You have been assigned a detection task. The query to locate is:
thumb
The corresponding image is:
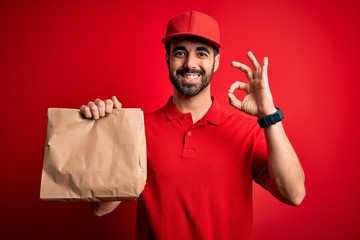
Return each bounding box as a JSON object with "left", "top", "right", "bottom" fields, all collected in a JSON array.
[{"left": 112, "top": 96, "right": 122, "bottom": 109}]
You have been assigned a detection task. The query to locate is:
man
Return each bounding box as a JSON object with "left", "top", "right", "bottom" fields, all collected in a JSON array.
[{"left": 81, "top": 10, "right": 305, "bottom": 240}]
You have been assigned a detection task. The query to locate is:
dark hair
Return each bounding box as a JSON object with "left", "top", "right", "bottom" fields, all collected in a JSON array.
[{"left": 165, "top": 36, "right": 219, "bottom": 56}]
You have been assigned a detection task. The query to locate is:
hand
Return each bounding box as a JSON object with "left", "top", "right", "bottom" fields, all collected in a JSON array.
[
  {"left": 80, "top": 96, "right": 122, "bottom": 119},
  {"left": 228, "top": 51, "right": 276, "bottom": 117}
]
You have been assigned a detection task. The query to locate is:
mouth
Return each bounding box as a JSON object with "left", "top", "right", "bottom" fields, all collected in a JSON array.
[
  {"left": 177, "top": 69, "right": 204, "bottom": 81},
  {"left": 181, "top": 73, "right": 201, "bottom": 80}
]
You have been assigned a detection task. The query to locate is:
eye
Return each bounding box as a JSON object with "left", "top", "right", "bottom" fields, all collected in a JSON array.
[
  {"left": 174, "top": 51, "right": 186, "bottom": 57},
  {"left": 197, "top": 52, "right": 209, "bottom": 57}
]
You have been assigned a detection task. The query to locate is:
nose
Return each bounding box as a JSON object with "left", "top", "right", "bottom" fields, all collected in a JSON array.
[{"left": 183, "top": 54, "right": 198, "bottom": 69}]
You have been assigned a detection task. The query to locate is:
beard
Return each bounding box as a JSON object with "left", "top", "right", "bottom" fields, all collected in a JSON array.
[{"left": 168, "top": 64, "right": 215, "bottom": 97}]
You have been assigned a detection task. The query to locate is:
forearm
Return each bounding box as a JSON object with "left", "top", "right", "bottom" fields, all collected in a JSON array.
[
  {"left": 88, "top": 201, "right": 121, "bottom": 216},
  {"left": 264, "top": 122, "right": 306, "bottom": 205}
]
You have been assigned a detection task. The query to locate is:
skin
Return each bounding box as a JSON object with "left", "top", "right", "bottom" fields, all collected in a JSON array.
[{"left": 82, "top": 38, "right": 305, "bottom": 216}]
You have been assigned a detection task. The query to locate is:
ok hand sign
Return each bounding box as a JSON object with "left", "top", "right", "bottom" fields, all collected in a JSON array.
[{"left": 228, "top": 51, "right": 276, "bottom": 117}]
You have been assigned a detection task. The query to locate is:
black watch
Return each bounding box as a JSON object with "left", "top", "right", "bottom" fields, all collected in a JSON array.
[{"left": 257, "top": 107, "right": 284, "bottom": 128}]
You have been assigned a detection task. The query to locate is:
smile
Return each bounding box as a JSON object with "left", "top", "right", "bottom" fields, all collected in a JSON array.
[
  {"left": 177, "top": 69, "right": 204, "bottom": 81},
  {"left": 181, "top": 73, "right": 201, "bottom": 80}
]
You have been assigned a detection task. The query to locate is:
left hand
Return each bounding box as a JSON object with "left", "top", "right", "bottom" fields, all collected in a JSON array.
[{"left": 228, "top": 51, "right": 276, "bottom": 117}]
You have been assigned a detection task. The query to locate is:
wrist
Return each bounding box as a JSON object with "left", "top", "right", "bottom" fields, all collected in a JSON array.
[
  {"left": 257, "top": 107, "right": 284, "bottom": 128},
  {"left": 257, "top": 103, "right": 277, "bottom": 117}
]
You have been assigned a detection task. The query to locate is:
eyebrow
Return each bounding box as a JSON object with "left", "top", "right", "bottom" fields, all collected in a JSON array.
[
  {"left": 172, "top": 46, "right": 211, "bottom": 54},
  {"left": 196, "top": 46, "right": 210, "bottom": 54},
  {"left": 172, "top": 46, "right": 187, "bottom": 54}
]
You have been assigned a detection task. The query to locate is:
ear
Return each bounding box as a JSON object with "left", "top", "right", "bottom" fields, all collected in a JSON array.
[{"left": 213, "top": 54, "right": 220, "bottom": 72}]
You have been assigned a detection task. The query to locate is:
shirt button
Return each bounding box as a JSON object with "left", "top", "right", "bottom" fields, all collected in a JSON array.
[{"left": 187, "top": 131, "right": 192, "bottom": 136}]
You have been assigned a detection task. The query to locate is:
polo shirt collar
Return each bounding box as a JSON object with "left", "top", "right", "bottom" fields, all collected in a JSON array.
[{"left": 164, "top": 96, "right": 221, "bottom": 125}]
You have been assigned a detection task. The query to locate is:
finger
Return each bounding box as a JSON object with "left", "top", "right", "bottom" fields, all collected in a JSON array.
[
  {"left": 228, "top": 92, "right": 242, "bottom": 110},
  {"left": 261, "top": 56, "right": 268, "bottom": 79},
  {"left": 94, "top": 99, "right": 106, "bottom": 117},
  {"left": 231, "top": 61, "right": 253, "bottom": 79},
  {"left": 228, "top": 81, "right": 247, "bottom": 93},
  {"left": 112, "top": 96, "right": 122, "bottom": 109},
  {"left": 104, "top": 99, "right": 114, "bottom": 115},
  {"left": 247, "top": 51, "right": 261, "bottom": 74},
  {"left": 88, "top": 101, "right": 100, "bottom": 120},
  {"left": 80, "top": 105, "right": 92, "bottom": 119}
]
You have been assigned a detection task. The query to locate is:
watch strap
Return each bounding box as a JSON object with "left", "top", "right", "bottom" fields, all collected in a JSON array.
[{"left": 257, "top": 107, "right": 284, "bottom": 128}]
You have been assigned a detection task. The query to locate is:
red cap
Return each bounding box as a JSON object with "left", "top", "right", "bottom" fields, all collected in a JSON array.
[{"left": 162, "top": 10, "right": 221, "bottom": 48}]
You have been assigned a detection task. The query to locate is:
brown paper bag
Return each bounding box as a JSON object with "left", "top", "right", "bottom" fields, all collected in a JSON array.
[{"left": 40, "top": 108, "right": 147, "bottom": 201}]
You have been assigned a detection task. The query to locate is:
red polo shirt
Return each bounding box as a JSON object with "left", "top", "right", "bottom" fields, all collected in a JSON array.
[{"left": 136, "top": 97, "right": 269, "bottom": 240}]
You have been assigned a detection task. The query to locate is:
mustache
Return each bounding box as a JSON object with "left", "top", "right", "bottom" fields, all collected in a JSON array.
[{"left": 176, "top": 68, "right": 205, "bottom": 75}]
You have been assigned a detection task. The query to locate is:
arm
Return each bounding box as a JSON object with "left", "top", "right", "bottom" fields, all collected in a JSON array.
[
  {"left": 263, "top": 121, "right": 305, "bottom": 205},
  {"left": 228, "top": 51, "right": 305, "bottom": 205},
  {"left": 80, "top": 96, "right": 123, "bottom": 215},
  {"left": 89, "top": 201, "right": 121, "bottom": 217}
]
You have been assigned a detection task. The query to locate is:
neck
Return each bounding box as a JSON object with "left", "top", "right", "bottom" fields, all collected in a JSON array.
[{"left": 172, "top": 85, "right": 212, "bottom": 123}]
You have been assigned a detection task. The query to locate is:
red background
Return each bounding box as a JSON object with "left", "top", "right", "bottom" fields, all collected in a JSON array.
[{"left": 1, "top": 0, "right": 359, "bottom": 239}]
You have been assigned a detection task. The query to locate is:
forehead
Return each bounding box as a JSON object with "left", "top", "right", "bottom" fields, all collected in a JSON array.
[{"left": 170, "top": 36, "right": 214, "bottom": 52}]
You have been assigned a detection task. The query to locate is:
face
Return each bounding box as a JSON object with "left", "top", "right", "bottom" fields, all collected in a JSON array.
[{"left": 167, "top": 37, "right": 220, "bottom": 97}]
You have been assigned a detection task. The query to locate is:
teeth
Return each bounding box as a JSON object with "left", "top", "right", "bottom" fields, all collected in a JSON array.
[{"left": 183, "top": 74, "right": 199, "bottom": 80}]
